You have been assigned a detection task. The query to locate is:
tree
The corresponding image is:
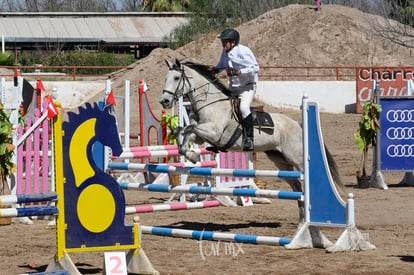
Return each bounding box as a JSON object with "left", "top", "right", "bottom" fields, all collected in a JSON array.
[
  {"left": 121, "top": 0, "right": 143, "bottom": 11},
  {"left": 25, "top": 0, "right": 39, "bottom": 11},
  {"left": 0, "top": 0, "right": 119, "bottom": 12},
  {"left": 1, "top": 0, "right": 26, "bottom": 11},
  {"left": 141, "top": 0, "right": 191, "bottom": 12},
  {"left": 366, "top": 1, "right": 414, "bottom": 49},
  {"left": 42, "top": 0, "right": 66, "bottom": 12}
]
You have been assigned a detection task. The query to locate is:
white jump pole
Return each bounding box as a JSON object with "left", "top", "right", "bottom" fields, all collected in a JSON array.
[{"left": 124, "top": 80, "right": 130, "bottom": 152}]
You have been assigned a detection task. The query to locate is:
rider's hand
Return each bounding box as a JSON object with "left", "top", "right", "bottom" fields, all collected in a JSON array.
[
  {"left": 210, "top": 66, "right": 220, "bottom": 74},
  {"left": 226, "top": 68, "right": 240, "bottom": 77}
]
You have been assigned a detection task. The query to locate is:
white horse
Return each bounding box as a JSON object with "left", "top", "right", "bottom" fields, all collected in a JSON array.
[{"left": 159, "top": 59, "right": 343, "bottom": 220}]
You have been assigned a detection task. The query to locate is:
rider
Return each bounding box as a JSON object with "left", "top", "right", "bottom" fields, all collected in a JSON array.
[{"left": 211, "top": 28, "right": 259, "bottom": 151}]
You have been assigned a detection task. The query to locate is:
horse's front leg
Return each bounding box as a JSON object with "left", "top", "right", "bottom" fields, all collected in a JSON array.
[
  {"left": 177, "top": 125, "right": 202, "bottom": 163},
  {"left": 173, "top": 126, "right": 198, "bottom": 155},
  {"left": 172, "top": 126, "right": 184, "bottom": 152},
  {"left": 179, "top": 123, "right": 220, "bottom": 163}
]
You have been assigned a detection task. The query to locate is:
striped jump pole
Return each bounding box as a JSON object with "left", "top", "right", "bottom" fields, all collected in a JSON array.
[
  {"left": 0, "top": 192, "right": 58, "bottom": 218},
  {"left": 141, "top": 226, "right": 291, "bottom": 246},
  {"left": 0, "top": 192, "right": 57, "bottom": 206},
  {"left": 119, "top": 183, "right": 302, "bottom": 200},
  {"left": 109, "top": 162, "right": 302, "bottom": 180},
  {"left": 116, "top": 147, "right": 213, "bottom": 160},
  {"left": 112, "top": 160, "right": 218, "bottom": 168},
  {"left": 0, "top": 206, "right": 58, "bottom": 218},
  {"left": 127, "top": 144, "right": 178, "bottom": 151},
  {"left": 125, "top": 200, "right": 220, "bottom": 214}
]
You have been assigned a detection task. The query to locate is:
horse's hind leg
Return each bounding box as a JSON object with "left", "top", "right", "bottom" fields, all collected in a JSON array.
[{"left": 264, "top": 151, "right": 305, "bottom": 224}]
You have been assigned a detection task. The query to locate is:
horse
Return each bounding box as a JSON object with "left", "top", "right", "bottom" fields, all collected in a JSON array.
[{"left": 159, "top": 59, "right": 343, "bottom": 222}]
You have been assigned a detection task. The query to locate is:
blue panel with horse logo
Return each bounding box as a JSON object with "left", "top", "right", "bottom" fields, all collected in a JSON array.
[{"left": 62, "top": 103, "right": 134, "bottom": 248}]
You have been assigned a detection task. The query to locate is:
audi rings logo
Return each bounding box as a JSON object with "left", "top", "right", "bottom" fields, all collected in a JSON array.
[
  {"left": 387, "top": 144, "right": 414, "bottom": 158},
  {"left": 386, "top": 110, "right": 414, "bottom": 122},
  {"left": 386, "top": 127, "right": 414, "bottom": 140}
]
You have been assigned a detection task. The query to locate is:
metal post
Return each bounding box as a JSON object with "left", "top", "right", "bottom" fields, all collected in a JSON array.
[
  {"left": 302, "top": 94, "right": 310, "bottom": 223},
  {"left": 370, "top": 80, "right": 388, "bottom": 189}
]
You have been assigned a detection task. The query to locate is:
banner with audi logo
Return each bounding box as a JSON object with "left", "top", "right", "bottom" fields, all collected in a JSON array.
[{"left": 379, "top": 97, "right": 414, "bottom": 171}]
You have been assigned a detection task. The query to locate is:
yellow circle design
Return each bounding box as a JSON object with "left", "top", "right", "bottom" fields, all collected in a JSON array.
[{"left": 77, "top": 184, "right": 116, "bottom": 233}]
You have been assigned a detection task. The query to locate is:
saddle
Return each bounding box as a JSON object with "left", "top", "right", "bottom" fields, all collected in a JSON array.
[{"left": 231, "top": 97, "right": 274, "bottom": 131}]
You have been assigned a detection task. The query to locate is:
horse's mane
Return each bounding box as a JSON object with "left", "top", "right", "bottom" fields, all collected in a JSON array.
[{"left": 182, "top": 62, "right": 231, "bottom": 95}]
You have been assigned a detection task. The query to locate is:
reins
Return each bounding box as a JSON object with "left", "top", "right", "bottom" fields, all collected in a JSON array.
[{"left": 172, "top": 66, "right": 228, "bottom": 113}]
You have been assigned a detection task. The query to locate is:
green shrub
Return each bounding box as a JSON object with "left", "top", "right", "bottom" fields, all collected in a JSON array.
[{"left": 0, "top": 51, "right": 15, "bottom": 66}]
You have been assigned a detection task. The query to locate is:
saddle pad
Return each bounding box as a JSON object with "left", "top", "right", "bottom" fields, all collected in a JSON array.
[{"left": 253, "top": 111, "right": 274, "bottom": 129}]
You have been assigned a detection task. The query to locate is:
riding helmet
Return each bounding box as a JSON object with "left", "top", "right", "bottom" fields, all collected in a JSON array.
[{"left": 218, "top": 29, "right": 240, "bottom": 44}]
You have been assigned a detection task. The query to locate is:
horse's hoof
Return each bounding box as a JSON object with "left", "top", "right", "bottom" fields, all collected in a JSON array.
[{"left": 185, "top": 152, "right": 198, "bottom": 164}]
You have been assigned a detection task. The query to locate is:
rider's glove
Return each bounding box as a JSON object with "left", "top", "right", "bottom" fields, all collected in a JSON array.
[
  {"left": 210, "top": 66, "right": 220, "bottom": 74},
  {"left": 226, "top": 68, "right": 240, "bottom": 77}
]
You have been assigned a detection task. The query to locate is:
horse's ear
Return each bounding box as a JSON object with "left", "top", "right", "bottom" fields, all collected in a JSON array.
[
  {"left": 165, "top": 59, "right": 173, "bottom": 69},
  {"left": 175, "top": 58, "right": 181, "bottom": 68}
]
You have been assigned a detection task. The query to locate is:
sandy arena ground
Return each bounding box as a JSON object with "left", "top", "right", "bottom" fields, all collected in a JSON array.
[{"left": 2, "top": 4, "right": 414, "bottom": 275}]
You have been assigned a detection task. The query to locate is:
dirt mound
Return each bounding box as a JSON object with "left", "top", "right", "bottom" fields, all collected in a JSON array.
[
  {"left": 179, "top": 4, "right": 413, "bottom": 67},
  {"left": 98, "top": 4, "right": 414, "bottom": 125}
]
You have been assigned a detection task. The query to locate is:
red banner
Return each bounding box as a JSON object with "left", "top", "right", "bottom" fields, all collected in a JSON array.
[{"left": 356, "top": 67, "right": 414, "bottom": 113}]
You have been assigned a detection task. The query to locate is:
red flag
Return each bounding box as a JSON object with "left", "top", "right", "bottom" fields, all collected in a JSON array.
[
  {"left": 37, "top": 78, "right": 45, "bottom": 91},
  {"left": 45, "top": 95, "right": 58, "bottom": 120},
  {"left": 106, "top": 90, "right": 116, "bottom": 106},
  {"left": 14, "top": 69, "right": 19, "bottom": 87}
]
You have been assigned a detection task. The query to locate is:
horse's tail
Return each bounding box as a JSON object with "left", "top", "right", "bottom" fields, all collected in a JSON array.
[{"left": 324, "top": 145, "right": 347, "bottom": 197}]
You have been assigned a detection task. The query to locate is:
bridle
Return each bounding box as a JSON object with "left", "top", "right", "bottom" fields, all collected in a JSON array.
[
  {"left": 163, "top": 64, "right": 216, "bottom": 101},
  {"left": 163, "top": 64, "right": 229, "bottom": 116},
  {"left": 162, "top": 66, "right": 192, "bottom": 103}
]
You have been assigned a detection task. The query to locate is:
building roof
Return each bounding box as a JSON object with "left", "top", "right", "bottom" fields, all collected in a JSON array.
[{"left": 0, "top": 12, "right": 188, "bottom": 44}]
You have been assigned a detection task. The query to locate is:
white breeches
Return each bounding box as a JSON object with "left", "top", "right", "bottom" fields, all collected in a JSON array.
[{"left": 238, "top": 84, "right": 256, "bottom": 119}]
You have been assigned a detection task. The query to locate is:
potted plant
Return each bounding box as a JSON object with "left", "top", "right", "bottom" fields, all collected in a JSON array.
[
  {"left": 160, "top": 113, "right": 179, "bottom": 145},
  {"left": 354, "top": 99, "right": 381, "bottom": 188},
  {"left": 0, "top": 102, "right": 17, "bottom": 225}
]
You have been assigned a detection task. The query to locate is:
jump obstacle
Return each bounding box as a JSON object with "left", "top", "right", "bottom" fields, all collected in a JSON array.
[
  {"left": 1, "top": 76, "right": 52, "bottom": 197},
  {"left": 2, "top": 100, "right": 158, "bottom": 274},
  {"left": 97, "top": 87, "right": 374, "bottom": 250},
  {"left": 17, "top": 101, "right": 51, "bottom": 196},
  {"left": 2, "top": 80, "right": 376, "bottom": 273},
  {"left": 45, "top": 102, "right": 157, "bottom": 274},
  {"left": 110, "top": 95, "right": 376, "bottom": 251},
  {"left": 0, "top": 78, "right": 158, "bottom": 274},
  {"left": 1, "top": 74, "right": 55, "bottom": 224}
]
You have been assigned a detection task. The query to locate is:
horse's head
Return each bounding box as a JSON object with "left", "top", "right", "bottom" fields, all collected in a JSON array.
[
  {"left": 95, "top": 104, "right": 123, "bottom": 157},
  {"left": 159, "top": 59, "right": 190, "bottom": 109}
]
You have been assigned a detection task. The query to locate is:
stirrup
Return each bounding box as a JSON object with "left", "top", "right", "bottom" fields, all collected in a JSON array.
[{"left": 243, "top": 138, "right": 254, "bottom": 151}]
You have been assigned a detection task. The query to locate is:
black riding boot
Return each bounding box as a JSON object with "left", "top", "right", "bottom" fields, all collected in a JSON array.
[{"left": 242, "top": 113, "right": 254, "bottom": 151}]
